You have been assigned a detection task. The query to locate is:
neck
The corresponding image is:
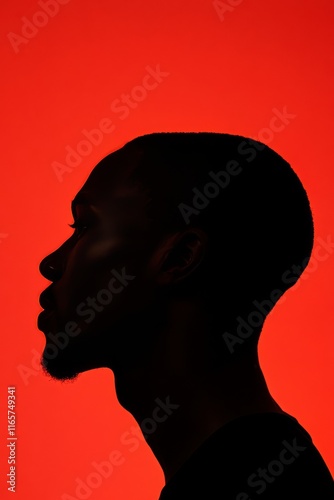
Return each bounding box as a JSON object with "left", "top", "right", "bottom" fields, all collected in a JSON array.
[{"left": 111, "top": 298, "right": 283, "bottom": 483}]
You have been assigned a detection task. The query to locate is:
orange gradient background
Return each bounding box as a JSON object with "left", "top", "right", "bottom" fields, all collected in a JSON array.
[{"left": 1, "top": 1, "right": 333, "bottom": 499}]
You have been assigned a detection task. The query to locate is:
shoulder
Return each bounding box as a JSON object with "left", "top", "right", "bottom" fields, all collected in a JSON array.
[{"left": 159, "top": 412, "right": 334, "bottom": 500}]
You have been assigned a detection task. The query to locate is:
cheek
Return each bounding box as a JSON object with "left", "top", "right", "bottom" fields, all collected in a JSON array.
[
  {"left": 53, "top": 233, "right": 150, "bottom": 324},
  {"left": 53, "top": 269, "right": 152, "bottom": 339}
]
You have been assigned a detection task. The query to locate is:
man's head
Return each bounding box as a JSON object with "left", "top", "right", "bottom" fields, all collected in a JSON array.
[{"left": 38, "top": 132, "right": 314, "bottom": 381}]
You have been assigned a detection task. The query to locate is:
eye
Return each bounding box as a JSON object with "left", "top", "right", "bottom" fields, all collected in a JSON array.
[{"left": 68, "top": 220, "right": 89, "bottom": 239}]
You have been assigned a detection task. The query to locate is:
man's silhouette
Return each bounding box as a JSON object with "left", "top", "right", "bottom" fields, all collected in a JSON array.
[{"left": 38, "top": 133, "right": 333, "bottom": 499}]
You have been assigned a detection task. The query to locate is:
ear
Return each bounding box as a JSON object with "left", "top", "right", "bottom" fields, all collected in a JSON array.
[{"left": 156, "top": 227, "right": 208, "bottom": 286}]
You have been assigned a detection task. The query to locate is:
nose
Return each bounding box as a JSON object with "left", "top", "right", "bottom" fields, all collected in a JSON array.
[
  {"left": 39, "top": 235, "right": 74, "bottom": 282},
  {"left": 39, "top": 254, "right": 62, "bottom": 281}
]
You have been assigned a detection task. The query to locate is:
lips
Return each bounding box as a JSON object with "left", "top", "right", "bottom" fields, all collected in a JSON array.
[
  {"left": 39, "top": 287, "right": 55, "bottom": 310},
  {"left": 37, "top": 308, "right": 54, "bottom": 331}
]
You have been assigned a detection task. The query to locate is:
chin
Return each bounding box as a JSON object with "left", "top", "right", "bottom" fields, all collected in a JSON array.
[
  {"left": 41, "top": 337, "right": 86, "bottom": 381},
  {"left": 40, "top": 336, "right": 109, "bottom": 381},
  {"left": 41, "top": 353, "right": 80, "bottom": 381}
]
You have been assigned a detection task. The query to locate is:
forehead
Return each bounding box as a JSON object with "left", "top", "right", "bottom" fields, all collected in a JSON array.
[
  {"left": 85, "top": 145, "right": 143, "bottom": 191},
  {"left": 72, "top": 146, "right": 150, "bottom": 212}
]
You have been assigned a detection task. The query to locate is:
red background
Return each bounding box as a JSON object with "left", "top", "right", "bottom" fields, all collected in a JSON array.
[{"left": 1, "top": 1, "right": 333, "bottom": 499}]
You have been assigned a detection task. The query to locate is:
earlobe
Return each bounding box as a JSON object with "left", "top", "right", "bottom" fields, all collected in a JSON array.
[{"left": 158, "top": 228, "right": 207, "bottom": 285}]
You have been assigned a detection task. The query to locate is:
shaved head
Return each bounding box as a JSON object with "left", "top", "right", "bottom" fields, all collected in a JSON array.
[{"left": 113, "top": 132, "right": 314, "bottom": 350}]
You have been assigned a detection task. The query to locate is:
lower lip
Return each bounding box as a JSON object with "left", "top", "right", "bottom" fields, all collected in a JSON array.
[{"left": 37, "top": 309, "right": 54, "bottom": 330}]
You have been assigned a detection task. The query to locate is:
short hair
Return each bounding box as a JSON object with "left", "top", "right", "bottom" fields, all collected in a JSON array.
[{"left": 120, "top": 132, "right": 314, "bottom": 356}]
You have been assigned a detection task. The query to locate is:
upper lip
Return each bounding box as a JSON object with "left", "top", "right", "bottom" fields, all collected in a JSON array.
[{"left": 39, "top": 287, "right": 55, "bottom": 310}]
